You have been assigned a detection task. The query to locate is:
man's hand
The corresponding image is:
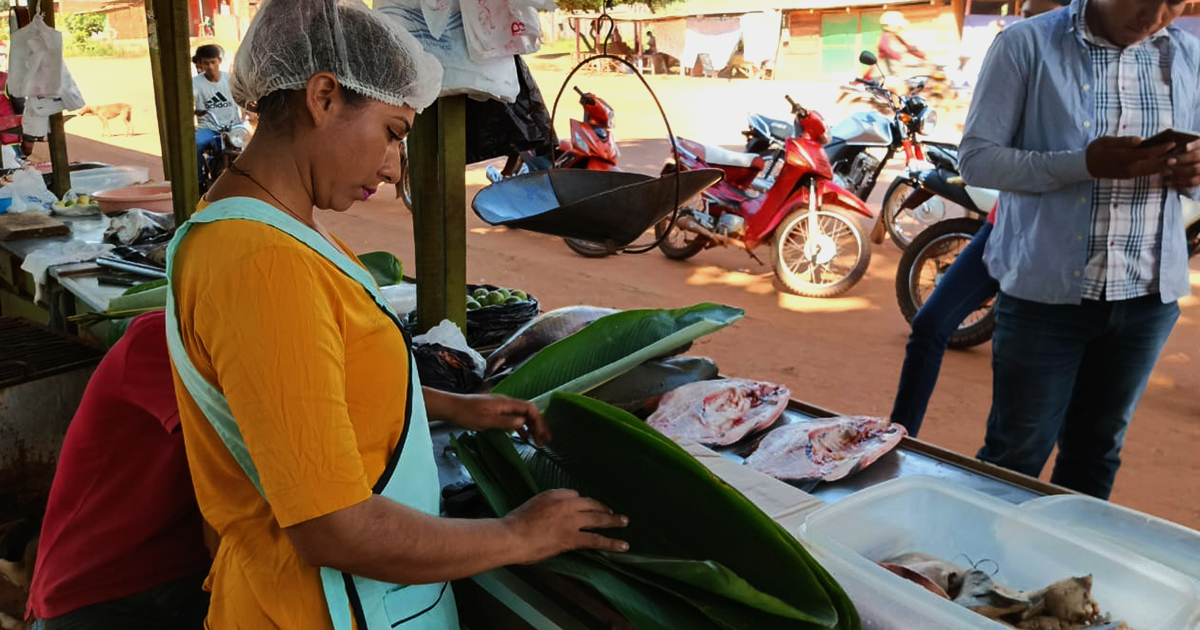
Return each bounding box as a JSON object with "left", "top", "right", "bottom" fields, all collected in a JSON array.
[
  {"left": 1086, "top": 136, "right": 1176, "bottom": 179},
  {"left": 504, "top": 489, "right": 629, "bottom": 563},
  {"left": 427, "top": 390, "right": 550, "bottom": 446},
  {"left": 1164, "top": 140, "right": 1200, "bottom": 190}
]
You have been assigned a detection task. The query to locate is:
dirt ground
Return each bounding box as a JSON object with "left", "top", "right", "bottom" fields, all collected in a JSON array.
[{"left": 52, "top": 55, "right": 1200, "bottom": 529}]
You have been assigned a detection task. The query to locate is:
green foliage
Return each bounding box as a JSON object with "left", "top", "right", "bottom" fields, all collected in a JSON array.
[
  {"left": 64, "top": 12, "right": 106, "bottom": 44},
  {"left": 63, "top": 39, "right": 126, "bottom": 58}
]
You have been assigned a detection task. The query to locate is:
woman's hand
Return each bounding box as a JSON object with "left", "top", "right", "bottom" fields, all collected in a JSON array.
[{"left": 424, "top": 388, "right": 550, "bottom": 446}]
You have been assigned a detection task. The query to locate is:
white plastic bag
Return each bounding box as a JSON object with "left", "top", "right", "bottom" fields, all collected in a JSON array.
[
  {"left": 8, "top": 167, "right": 58, "bottom": 213},
  {"left": 378, "top": 3, "right": 520, "bottom": 102},
  {"left": 459, "top": 0, "right": 546, "bottom": 61},
  {"left": 413, "top": 319, "right": 486, "bottom": 378},
  {"left": 7, "top": 15, "right": 64, "bottom": 98}
]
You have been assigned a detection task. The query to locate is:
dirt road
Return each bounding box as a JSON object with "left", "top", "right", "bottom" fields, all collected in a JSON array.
[{"left": 55, "top": 56, "right": 1200, "bottom": 528}]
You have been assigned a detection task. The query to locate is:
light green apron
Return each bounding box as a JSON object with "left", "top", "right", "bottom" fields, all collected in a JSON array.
[{"left": 164, "top": 197, "right": 459, "bottom": 629}]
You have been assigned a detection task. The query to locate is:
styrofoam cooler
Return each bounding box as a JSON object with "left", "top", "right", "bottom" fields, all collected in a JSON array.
[{"left": 798, "top": 477, "right": 1200, "bottom": 630}]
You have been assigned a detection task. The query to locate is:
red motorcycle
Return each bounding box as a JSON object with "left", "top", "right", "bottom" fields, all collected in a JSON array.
[
  {"left": 486, "top": 86, "right": 619, "bottom": 257},
  {"left": 658, "top": 96, "right": 874, "bottom": 298}
]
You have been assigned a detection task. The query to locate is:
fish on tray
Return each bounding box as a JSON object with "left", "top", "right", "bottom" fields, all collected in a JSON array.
[
  {"left": 646, "top": 378, "right": 790, "bottom": 446},
  {"left": 745, "top": 416, "right": 906, "bottom": 483},
  {"left": 484, "top": 306, "right": 618, "bottom": 378}
]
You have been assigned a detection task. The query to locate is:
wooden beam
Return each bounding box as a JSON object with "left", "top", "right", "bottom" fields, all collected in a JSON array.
[
  {"left": 409, "top": 96, "right": 467, "bottom": 334},
  {"left": 31, "top": 0, "right": 70, "bottom": 198},
  {"left": 145, "top": 0, "right": 199, "bottom": 225}
]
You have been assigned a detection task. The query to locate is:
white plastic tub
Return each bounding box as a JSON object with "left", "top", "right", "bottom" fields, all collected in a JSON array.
[
  {"left": 799, "top": 477, "right": 1200, "bottom": 630},
  {"left": 1022, "top": 495, "right": 1200, "bottom": 585}
]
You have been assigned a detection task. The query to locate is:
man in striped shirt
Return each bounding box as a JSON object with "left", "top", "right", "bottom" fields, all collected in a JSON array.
[{"left": 960, "top": 0, "right": 1200, "bottom": 499}]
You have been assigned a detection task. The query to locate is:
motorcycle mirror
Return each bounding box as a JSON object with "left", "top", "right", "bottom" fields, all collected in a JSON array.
[{"left": 858, "top": 51, "right": 878, "bottom": 66}]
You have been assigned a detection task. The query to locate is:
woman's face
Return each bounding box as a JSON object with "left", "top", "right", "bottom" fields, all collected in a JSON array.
[{"left": 311, "top": 93, "right": 414, "bottom": 213}]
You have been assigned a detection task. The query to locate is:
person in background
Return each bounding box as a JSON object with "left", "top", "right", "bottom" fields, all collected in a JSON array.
[
  {"left": 888, "top": 0, "right": 1068, "bottom": 438},
  {"left": 192, "top": 44, "right": 240, "bottom": 183},
  {"left": 27, "top": 311, "right": 211, "bottom": 629},
  {"left": 878, "top": 11, "right": 926, "bottom": 75},
  {"left": 960, "top": 0, "right": 1200, "bottom": 498}
]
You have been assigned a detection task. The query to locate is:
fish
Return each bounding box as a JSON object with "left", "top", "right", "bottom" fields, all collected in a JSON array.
[
  {"left": 646, "top": 378, "right": 790, "bottom": 446},
  {"left": 484, "top": 306, "right": 618, "bottom": 378},
  {"left": 745, "top": 416, "right": 906, "bottom": 483},
  {"left": 587, "top": 356, "right": 720, "bottom": 414}
]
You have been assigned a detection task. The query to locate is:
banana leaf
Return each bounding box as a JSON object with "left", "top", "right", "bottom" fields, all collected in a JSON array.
[
  {"left": 357, "top": 250, "right": 403, "bottom": 287},
  {"left": 533, "top": 393, "right": 851, "bottom": 628},
  {"left": 123, "top": 278, "right": 167, "bottom": 295},
  {"left": 492, "top": 303, "right": 743, "bottom": 410},
  {"left": 453, "top": 395, "right": 858, "bottom": 629}
]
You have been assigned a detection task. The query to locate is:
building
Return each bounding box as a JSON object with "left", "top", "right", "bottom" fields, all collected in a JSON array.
[{"left": 56, "top": 0, "right": 259, "bottom": 40}]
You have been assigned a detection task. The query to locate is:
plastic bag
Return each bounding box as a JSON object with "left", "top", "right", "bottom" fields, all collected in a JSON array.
[
  {"left": 413, "top": 319, "right": 487, "bottom": 393},
  {"left": 465, "top": 56, "right": 555, "bottom": 164},
  {"left": 7, "top": 15, "right": 64, "bottom": 98},
  {"left": 378, "top": 3, "right": 519, "bottom": 102},
  {"left": 459, "top": 0, "right": 545, "bottom": 62},
  {"left": 8, "top": 167, "right": 58, "bottom": 212}
]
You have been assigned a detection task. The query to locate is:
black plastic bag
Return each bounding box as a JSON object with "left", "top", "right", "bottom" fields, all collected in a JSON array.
[
  {"left": 465, "top": 56, "right": 556, "bottom": 165},
  {"left": 413, "top": 343, "right": 483, "bottom": 393}
]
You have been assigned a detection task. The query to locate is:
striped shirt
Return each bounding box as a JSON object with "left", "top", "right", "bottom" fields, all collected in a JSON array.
[{"left": 1079, "top": 7, "right": 1173, "bottom": 300}]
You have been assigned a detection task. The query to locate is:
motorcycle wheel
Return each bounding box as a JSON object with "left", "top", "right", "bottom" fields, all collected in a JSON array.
[
  {"left": 895, "top": 217, "right": 995, "bottom": 349},
  {"left": 881, "top": 176, "right": 961, "bottom": 250},
  {"left": 772, "top": 205, "right": 871, "bottom": 298},
  {"left": 653, "top": 213, "right": 708, "bottom": 260}
]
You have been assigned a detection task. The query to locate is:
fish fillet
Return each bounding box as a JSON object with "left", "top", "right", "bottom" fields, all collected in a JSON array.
[
  {"left": 646, "top": 378, "right": 790, "bottom": 446},
  {"left": 746, "top": 416, "right": 906, "bottom": 483}
]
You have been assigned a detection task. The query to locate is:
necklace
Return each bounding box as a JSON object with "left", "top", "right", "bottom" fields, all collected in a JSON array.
[{"left": 226, "top": 162, "right": 316, "bottom": 229}]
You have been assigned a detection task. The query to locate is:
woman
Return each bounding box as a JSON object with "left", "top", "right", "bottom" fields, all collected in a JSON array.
[{"left": 165, "top": 1, "right": 628, "bottom": 629}]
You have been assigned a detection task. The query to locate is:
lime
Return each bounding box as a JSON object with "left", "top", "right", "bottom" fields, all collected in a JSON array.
[
  {"left": 466, "top": 298, "right": 480, "bottom": 310},
  {"left": 504, "top": 296, "right": 522, "bottom": 305},
  {"left": 511, "top": 290, "right": 527, "bottom": 301}
]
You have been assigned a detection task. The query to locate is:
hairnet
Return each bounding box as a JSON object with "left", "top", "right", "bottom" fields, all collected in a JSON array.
[{"left": 230, "top": 0, "right": 443, "bottom": 113}]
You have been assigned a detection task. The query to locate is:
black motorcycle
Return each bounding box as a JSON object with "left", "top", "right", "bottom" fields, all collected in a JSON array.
[{"left": 198, "top": 114, "right": 251, "bottom": 195}]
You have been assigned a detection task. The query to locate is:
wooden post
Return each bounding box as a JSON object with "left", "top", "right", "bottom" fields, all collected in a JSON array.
[
  {"left": 32, "top": 0, "right": 70, "bottom": 198},
  {"left": 145, "top": 0, "right": 200, "bottom": 225},
  {"left": 408, "top": 96, "right": 467, "bottom": 334}
]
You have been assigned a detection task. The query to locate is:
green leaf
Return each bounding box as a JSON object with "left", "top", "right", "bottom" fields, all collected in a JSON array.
[
  {"left": 536, "top": 393, "right": 855, "bottom": 628},
  {"left": 542, "top": 553, "right": 726, "bottom": 630},
  {"left": 357, "top": 251, "right": 403, "bottom": 287},
  {"left": 106, "top": 285, "right": 168, "bottom": 312},
  {"left": 449, "top": 433, "right": 517, "bottom": 516},
  {"left": 492, "top": 303, "right": 743, "bottom": 409},
  {"left": 122, "top": 278, "right": 167, "bottom": 296}
]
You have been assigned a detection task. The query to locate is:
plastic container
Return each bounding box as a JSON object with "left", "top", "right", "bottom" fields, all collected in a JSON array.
[
  {"left": 67, "top": 166, "right": 150, "bottom": 196},
  {"left": 799, "top": 477, "right": 1200, "bottom": 630},
  {"left": 0, "top": 197, "right": 11, "bottom": 214},
  {"left": 93, "top": 183, "right": 173, "bottom": 214},
  {"left": 1022, "top": 495, "right": 1200, "bottom": 584}
]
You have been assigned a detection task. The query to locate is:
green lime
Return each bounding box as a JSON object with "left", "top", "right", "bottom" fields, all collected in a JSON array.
[
  {"left": 504, "top": 296, "right": 522, "bottom": 305},
  {"left": 511, "top": 290, "right": 527, "bottom": 301},
  {"left": 472, "top": 287, "right": 489, "bottom": 299},
  {"left": 466, "top": 298, "right": 480, "bottom": 310}
]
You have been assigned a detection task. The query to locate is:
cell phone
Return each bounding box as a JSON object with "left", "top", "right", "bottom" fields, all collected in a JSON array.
[{"left": 1140, "top": 129, "right": 1200, "bottom": 150}]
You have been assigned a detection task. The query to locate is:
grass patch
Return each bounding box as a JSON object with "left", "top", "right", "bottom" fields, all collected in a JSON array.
[{"left": 64, "top": 39, "right": 146, "bottom": 58}]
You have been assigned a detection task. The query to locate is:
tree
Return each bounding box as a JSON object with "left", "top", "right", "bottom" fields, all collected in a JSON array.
[{"left": 64, "top": 12, "right": 106, "bottom": 44}]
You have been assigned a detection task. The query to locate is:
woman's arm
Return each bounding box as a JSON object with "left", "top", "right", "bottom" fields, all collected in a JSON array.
[{"left": 286, "top": 489, "right": 628, "bottom": 585}]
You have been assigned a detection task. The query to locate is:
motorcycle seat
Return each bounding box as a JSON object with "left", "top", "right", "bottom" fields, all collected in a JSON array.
[{"left": 698, "top": 142, "right": 762, "bottom": 169}]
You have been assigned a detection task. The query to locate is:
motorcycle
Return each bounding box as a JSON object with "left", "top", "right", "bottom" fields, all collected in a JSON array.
[
  {"left": 658, "top": 95, "right": 874, "bottom": 298},
  {"left": 881, "top": 149, "right": 991, "bottom": 249},
  {"left": 824, "top": 51, "right": 944, "bottom": 244},
  {"left": 198, "top": 112, "right": 252, "bottom": 195},
  {"left": 895, "top": 195, "right": 1200, "bottom": 350},
  {"left": 483, "top": 86, "right": 618, "bottom": 258}
]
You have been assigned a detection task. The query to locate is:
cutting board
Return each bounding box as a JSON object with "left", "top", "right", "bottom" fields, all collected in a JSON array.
[{"left": 0, "top": 212, "right": 70, "bottom": 241}]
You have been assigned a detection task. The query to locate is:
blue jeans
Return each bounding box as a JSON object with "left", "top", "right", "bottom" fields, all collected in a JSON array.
[
  {"left": 978, "top": 292, "right": 1179, "bottom": 499},
  {"left": 891, "top": 222, "right": 997, "bottom": 436},
  {"left": 196, "top": 128, "right": 222, "bottom": 182}
]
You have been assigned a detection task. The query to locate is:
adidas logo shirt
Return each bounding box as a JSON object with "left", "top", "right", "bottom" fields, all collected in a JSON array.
[{"left": 193, "top": 73, "right": 242, "bottom": 131}]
